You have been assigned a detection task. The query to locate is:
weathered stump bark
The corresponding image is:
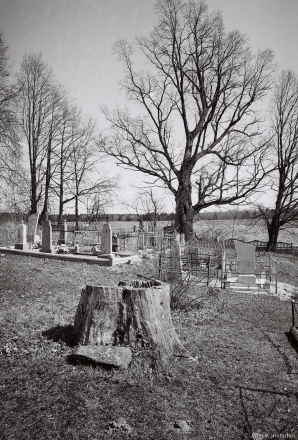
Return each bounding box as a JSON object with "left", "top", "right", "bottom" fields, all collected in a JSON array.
[{"left": 73, "top": 280, "right": 187, "bottom": 360}]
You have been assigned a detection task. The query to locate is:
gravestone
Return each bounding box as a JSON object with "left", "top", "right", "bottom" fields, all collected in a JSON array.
[
  {"left": 15, "top": 221, "right": 29, "bottom": 250},
  {"left": 166, "top": 238, "right": 182, "bottom": 282},
  {"left": 101, "top": 222, "right": 112, "bottom": 254},
  {"left": 186, "top": 236, "right": 199, "bottom": 265},
  {"left": 41, "top": 219, "right": 54, "bottom": 253},
  {"left": 234, "top": 240, "right": 256, "bottom": 284},
  {"left": 58, "top": 220, "right": 67, "bottom": 245},
  {"left": 112, "top": 233, "right": 119, "bottom": 253},
  {"left": 27, "top": 213, "right": 39, "bottom": 243}
]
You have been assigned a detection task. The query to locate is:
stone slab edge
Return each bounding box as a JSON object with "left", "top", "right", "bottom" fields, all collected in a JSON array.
[
  {"left": 0, "top": 247, "right": 111, "bottom": 266},
  {"left": 74, "top": 345, "right": 132, "bottom": 369}
]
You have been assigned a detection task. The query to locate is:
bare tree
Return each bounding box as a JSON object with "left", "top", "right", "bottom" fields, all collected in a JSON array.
[
  {"left": 101, "top": 0, "right": 275, "bottom": 240},
  {"left": 16, "top": 53, "right": 58, "bottom": 214},
  {"left": 39, "top": 83, "right": 67, "bottom": 221},
  {"left": 0, "top": 31, "right": 21, "bottom": 191},
  {"left": 66, "top": 116, "right": 117, "bottom": 229},
  {"left": 50, "top": 104, "right": 82, "bottom": 223},
  {"left": 123, "top": 187, "right": 164, "bottom": 230},
  {"left": 257, "top": 70, "right": 298, "bottom": 251}
]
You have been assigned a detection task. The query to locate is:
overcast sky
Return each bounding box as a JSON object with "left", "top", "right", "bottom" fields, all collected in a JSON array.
[{"left": 1, "top": 0, "right": 297, "bottom": 213}]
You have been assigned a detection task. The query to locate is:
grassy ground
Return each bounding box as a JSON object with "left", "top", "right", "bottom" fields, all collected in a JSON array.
[{"left": 1, "top": 253, "right": 298, "bottom": 439}]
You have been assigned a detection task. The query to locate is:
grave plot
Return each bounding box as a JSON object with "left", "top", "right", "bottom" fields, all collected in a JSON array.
[
  {"left": 156, "top": 236, "right": 222, "bottom": 308},
  {"left": 222, "top": 240, "right": 277, "bottom": 293}
]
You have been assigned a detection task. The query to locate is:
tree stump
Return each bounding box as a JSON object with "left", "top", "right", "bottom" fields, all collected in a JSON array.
[{"left": 73, "top": 280, "right": 187, "bottom": 360}]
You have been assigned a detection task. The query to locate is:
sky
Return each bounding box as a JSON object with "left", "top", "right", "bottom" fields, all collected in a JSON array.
[{"left": 0, "top": 0, "right": 298, "bottom": 213}]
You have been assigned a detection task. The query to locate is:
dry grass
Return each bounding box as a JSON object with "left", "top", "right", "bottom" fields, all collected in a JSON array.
[{"left": 1, "top": 252, "right": 298, "bottom": 439}]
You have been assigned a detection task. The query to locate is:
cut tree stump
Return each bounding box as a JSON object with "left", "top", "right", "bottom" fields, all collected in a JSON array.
[{"left": 73, "top": 280, "right": 188, "bottom": 360}]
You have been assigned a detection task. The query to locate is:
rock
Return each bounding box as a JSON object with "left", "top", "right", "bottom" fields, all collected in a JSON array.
[
  {"left": 106, "top": 417, "right": 133, "bottom": 435},
  {"left": 73, "top": 345, "right": 132, "bottom": 369},
  {"left": 173, "top": 420, "right": 194, "bottom": 433}
]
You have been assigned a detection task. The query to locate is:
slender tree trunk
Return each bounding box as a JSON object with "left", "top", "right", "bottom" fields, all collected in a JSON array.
[
  {"left": 41, "top": 125, "right": 56, "bottom": 222},
  {"left": 29, "top": 136, "right": 38, "bottom": 214},
  {"left": 58, "top": 191, "right": 64, "bottom": 224},
  {"left": 58, "top": 168, "right": 64, "bottom": 224},
  {"left": 175, "top": 172, "right": 194, "bottom": 241},
  {"left": 75, "top": 194, "right": 79, "bottom": 229},
  {"left": 30, "top": 167, "right": 38, "bottom": 214}
]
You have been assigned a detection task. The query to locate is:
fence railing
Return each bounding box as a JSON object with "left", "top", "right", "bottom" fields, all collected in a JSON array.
[
  {"left": 223, "top": 238, "right": 298, "bottom": 256},
  {"left": 221, "top": 249, "right": 278, "bottom": 291}
]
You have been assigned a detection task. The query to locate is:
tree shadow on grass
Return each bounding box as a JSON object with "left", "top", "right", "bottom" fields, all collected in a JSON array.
[
  {"left": 42, "top": 324, "right": 77, "bottom": 347},
  {"left": 285, "top": 331, "right": 298, "bottom": 355}
]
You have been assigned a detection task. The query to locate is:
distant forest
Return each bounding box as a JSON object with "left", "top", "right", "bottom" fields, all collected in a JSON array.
[{"left": 0, "top": 209, "right": 266, "bottom": 224}]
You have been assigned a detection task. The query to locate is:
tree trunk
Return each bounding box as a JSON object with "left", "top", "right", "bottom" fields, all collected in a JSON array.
[
  {"left": 73, "top": 280, "right": 188, "bottom": 361},
  {"left": 75, "top": 194, "right": 79, "bottom": 229},
  {"left": 266, "top": 215, "right": 280, "bottom": 252},
  {"left": 58, "top": 182, "right": 64, "bottom": 224},
  {"left": 30, "top": 166, "right": 38, "bottom": 214},
  {"left": 175, "top": 173, "right": 194, "bottom": 241}
]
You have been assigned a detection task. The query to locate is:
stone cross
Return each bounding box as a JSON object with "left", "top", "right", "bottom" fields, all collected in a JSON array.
[
  {"left": 15, "top": 221, "right": 29, "bottom": 250},
  {"left": 101, "top": 223, "right": 112, "bottom": 254},
  {"left": 41, "top": 219, "right": 54, "bottom": 253}
]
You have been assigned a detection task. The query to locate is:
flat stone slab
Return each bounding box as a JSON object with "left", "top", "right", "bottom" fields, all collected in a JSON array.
[
  {"left": 74, "top": 345, "right": 132, "bottom": 369},
  {"left": 0, "top": 247, "right": 112, "bottom": 265}
]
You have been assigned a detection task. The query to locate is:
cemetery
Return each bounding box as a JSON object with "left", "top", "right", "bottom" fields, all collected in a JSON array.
[
  {"left": 0, "top": 215, "right": 281, "bottom": 295},
  {"left": 1, "top": 216, "right": 298, "bottom": 438},
  {"left": 0, "top": 215, "right": 139, "bottom": 266}
]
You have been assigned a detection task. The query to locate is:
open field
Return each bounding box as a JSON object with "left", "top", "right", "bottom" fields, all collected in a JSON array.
[
  {"left": 1, "top": 251, "right": 298, "bottom": 439},
  {"left": 2, "top": 218, "right": 298, "bottom": 248}
]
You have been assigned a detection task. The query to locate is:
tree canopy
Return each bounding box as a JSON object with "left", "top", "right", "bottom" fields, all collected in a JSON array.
[{"left": 101, "top": 0, "right": 275, "bottom": 239}]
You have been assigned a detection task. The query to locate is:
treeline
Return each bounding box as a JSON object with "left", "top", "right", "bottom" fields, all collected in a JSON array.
[
  {"left": 0, "top": 209, "right": 264, "bottom": 224},
  {"left": 0, "top": 35, "right": 116, "bottom": 228},
  {"left": 196, "top": 209, "right": 261, "bottom": 221}
]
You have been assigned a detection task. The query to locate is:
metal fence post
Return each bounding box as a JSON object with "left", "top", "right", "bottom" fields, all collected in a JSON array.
[
  {"left": 269, "top": 253, "right": 271, "bottom": 282},
  {"left": 292, "top": 300, "right": 295, "bottom": 328},
  {"left": 275, "top": 262, "right": 278, "bottom": 296},
  {"left": 158, "top": 253, "right": 162, "bottom": 280},
  {"left": 207, "top": 256, "right": 211, "bottom": 287}
]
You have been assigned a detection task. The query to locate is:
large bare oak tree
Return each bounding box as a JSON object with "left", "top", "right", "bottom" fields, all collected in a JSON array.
[
  {"left": 101, "top": 0, "right": 275, "bottom": 240},
  {"left": 258, "top": 70, "right": 298, "bottom": 251}
]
